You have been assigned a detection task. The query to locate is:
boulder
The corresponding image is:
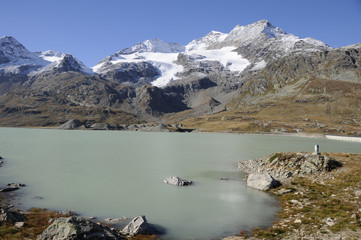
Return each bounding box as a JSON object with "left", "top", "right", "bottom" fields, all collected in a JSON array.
[
  {"left": 163, "top": 176, "right": 193, "bottom": 186},
  {"left": 57, "top": 119, "right": 82, "bottom": 130},
  {"left": 37, "top": 216, "right": 123, "bottom": 240},
  {"left": 0, "top": 207, "right": 26, "bottom": 223},
  {"left": 90, "top": 123, "right": 111, "bottom": 130},
  {"left": 122, "top": 215, "right": 154, "bottom": 236},
  {"left": 247, "top": 173, "right": 280, "bottom": 191}
]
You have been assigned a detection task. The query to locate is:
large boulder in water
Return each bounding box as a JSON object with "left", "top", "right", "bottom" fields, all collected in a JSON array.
[
  {"left": 121, "top": 215, "right": 155, "bottom": 236},
  {"left": 57, "top": 119, "right": 82, "bottom": 130},
  {"left": 247, "top": 173, "right": 280, "bottom": 191},
  {"left": 163, "top": 176, "right": 193, "bottom": 186},
  {"left": 37, "top": 216, "right": 123, "bottom": 240}
]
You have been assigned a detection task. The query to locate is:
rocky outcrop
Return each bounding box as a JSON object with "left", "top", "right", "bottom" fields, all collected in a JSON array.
[
  {"left": 37, "top": 216, "right": 124, "bottom": 240},
  {"left": 90, "top": 122, "right": 111, "bottom": 130},
  {"left": 99, "top": 62, "right": 160, "bottom": 84},
  {"left": 247, "top": 173, "right": 280, "bottom": 190},
  {"left": 238, "top": 152, "right": 343, "bottom": 182},
  {"left": 0, "top": 183, "right": 26, "bottom": 192},
  {"left": 57, "top": 119, "right": 83, "bottom": 130},
  {"left": 0, "top": 206, "right": 26, "bottom": 224},
  {"left": 163, "top": 176, "right": 193, "bottom": 186},
  {"left": 121, "top": 215, "right": 155, "bottom": 236}
]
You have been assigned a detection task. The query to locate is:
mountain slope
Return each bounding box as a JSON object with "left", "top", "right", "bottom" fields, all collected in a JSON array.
[{"left": 0, "top": 20, "right": 360, "bottom": 135}]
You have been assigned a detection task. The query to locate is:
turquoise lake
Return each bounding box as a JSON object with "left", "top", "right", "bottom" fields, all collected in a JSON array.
[{"left": 0, "top": 128, "right": 360, "bottom": 239}]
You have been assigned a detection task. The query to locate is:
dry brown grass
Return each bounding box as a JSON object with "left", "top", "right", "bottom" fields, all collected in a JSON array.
[{"left": 251, "top": 153, "right": 361, "bottom": 239}]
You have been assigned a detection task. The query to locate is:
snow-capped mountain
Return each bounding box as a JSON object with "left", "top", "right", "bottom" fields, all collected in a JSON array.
[
  {"left": 0, "top": 36, "right": 93, "bottom": 79},
  {"left": 117, "top": 38, "right": 185, "bottom": 54},
  {"left": 94, "top": 20, "right": 330, "bottom": 87},
  {"left": 93, "top": 38, "right": 185, "bottom": 87},
  {"left": 0, "top": 36, "right": 49, "bottom": 75},
  {"left": 34, "top": 52, "right": 93, "bottom": 75},
  {"left": 1, "top": 20, "right": 331, "bottom": 90},
  {"left": 186, "top": 31, "right": 228, "bottom": 51}
]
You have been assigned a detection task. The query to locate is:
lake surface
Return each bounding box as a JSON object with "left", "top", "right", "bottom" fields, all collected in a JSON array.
[{"left": 0, "top": 128, "right": 361, "bottom": 239}]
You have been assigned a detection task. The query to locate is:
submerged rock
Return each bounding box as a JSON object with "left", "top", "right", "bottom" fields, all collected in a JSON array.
[
  {"left": 247, "top": 173, "right": 280, "bottom": 191},
  {"left": 163, "top": 176, "right": 193, "bottom": 186},
  {"left": 37, "top": 216, "right": 123, "bottom": 240},
  {"left": 121, "top": 215, "right": 155, "bottom": 236},
  {"left": 0, "top": 183, "right": 26, "bottom": 192}
]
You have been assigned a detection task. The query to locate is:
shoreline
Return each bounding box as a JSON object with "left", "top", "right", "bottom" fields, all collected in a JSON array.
[{"left": 2, "top": 125, "right": 361, "bottom": 143}]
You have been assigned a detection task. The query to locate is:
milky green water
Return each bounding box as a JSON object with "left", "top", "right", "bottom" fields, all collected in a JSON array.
[{"left": 0, "top": 128, "right": 360, "bottom": 239}]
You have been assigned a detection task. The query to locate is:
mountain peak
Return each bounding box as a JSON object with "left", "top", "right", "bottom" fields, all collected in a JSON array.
[
  {"left": 0, "top": 35, "right": 31, "bottom": 58},
  {"left": 185, "top": 30, "right": 228, "bottom": 51},
  {"left": 227, "top": 20, "right": 285, "bottom": 43},
  {"left": 117, "top": 38, "right": 185, "bottom": 55}
]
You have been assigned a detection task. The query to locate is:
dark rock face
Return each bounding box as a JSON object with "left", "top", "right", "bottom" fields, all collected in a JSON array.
[
  {"left": 136, "top": 85, "right": 189, "bottom": 116},
  {"left": 0, "top": 50, "right": 10, "bottom": 64},
  {"left": 0, "top": 207, "right": 26, "bottom": 224},
  {"left": 241, "top": 44, "right": 361, "bottom": 95},
  {"left": 100, "top": 62, "right": 160, "bottom": 84},
  {"left": 54, "top": 54, "right": 82, "bottom": 73},
  {"left": 37, "top": 216, "right": 124, "bottom": 240},
  {"left": 164, "top": 77, "right": 217, "bottom": 95}
]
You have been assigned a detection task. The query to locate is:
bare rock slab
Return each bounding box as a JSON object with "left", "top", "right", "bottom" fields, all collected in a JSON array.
[
  {"left": 247, "top": 173, "right": 280, "bottom": 191},
  {"left": 57, "top": 119, "right": 82, "bottom": 130},
  {"left": 0, "top": 206, "right": 26, "bottom": 223},
  {"left": 163, "top": 176, "right": 192, "bottom": 186},
  {"left": 37, "top": 216, "right": 123, "bottom": 240},
  {"left": 122, "top": 215, "right": 155, "bottom": 236}
]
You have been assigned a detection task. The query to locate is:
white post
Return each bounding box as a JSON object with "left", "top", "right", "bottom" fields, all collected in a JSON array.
[{"left": 314, "top": 144, "right": 320, "bottom": 155}]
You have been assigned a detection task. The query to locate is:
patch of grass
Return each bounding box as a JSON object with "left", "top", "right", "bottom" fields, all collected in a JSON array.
[{"left": 269, "top": 153, "right": 282, "bottom": 162}]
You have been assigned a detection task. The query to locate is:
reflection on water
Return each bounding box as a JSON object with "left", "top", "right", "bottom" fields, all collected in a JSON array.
[{"left": 0, "top": 128, "right": 360, "bottom": 239}]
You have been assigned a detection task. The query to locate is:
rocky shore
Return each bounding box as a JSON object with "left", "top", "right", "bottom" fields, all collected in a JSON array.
[
  {"left": 225, "top": 150, "right": 361, "bottom": 240},
  {"left": 0, "top": 155, "right": 160, "bottom": 240}
]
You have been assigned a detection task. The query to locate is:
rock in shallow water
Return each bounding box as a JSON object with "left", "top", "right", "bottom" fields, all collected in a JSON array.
[
  {"left": 122, "top": 215, "right": 155, "bottom": 236},
  {"left": 247, "top": 173, "right": 280, "bottom": 191},
  {"left": 163, "top": 176, "right": 193, "bottom": 186}
]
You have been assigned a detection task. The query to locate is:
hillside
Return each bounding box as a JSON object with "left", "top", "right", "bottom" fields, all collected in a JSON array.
[{"left": 0, "top": 20, "right": 360, "bottom": 134}]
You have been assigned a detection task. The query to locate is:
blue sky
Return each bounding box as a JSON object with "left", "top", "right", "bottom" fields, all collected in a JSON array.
[{"left": 1, "top": 0, "right": 360, "bottom": 66}]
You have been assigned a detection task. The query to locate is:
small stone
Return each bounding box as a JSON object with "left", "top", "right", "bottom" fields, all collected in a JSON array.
[
  {"left": 294, "top": 219, "right": 302, "bottom": 224},
  {"left": 354, "top": 190, "right": 361, "bottom": 197},
  {"left": 325, "top": 217, "right": 336, "bottom": 227},
  {"left": 15, "top": 221, "right": 25, "bottom": 228},
  {"left": 278, "top": 188, "right": 292, "bottom": 194}
]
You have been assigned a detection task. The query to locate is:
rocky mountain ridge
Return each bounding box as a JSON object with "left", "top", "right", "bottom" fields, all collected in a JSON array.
[{"left": 0, "top": 20, "right": 360, "bottom": 132}]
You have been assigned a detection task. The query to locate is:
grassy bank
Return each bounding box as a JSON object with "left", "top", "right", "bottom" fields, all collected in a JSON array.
[{"left": 240, "top": 152, "right": 361, "bottom": 239}]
